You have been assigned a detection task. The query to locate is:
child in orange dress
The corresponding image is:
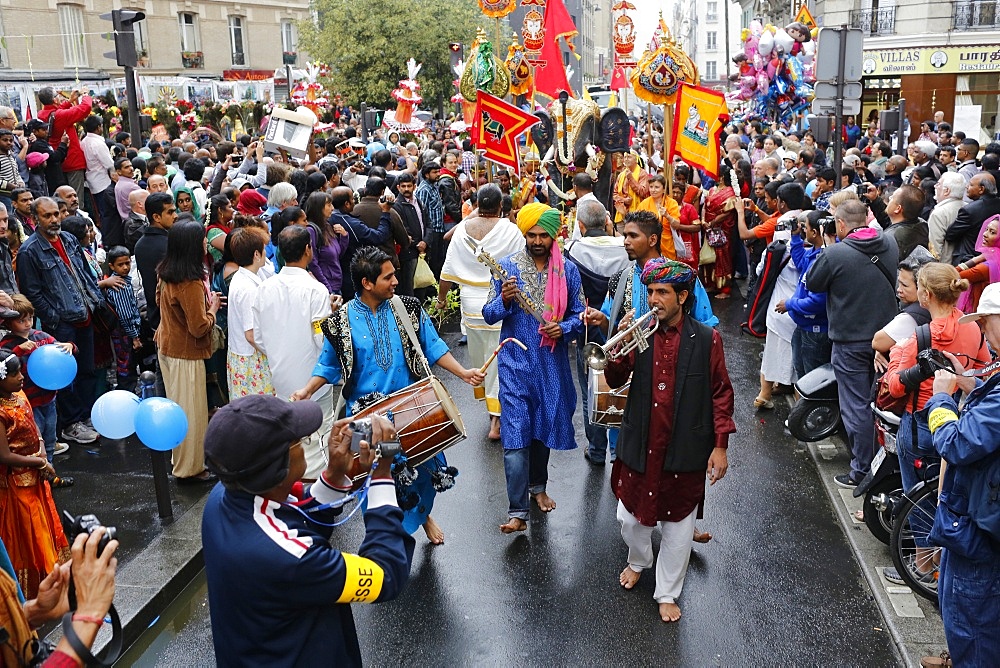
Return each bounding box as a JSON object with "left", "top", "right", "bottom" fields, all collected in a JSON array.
[{"left": 0, "top": 350, "right": 70, "bottom": 598}]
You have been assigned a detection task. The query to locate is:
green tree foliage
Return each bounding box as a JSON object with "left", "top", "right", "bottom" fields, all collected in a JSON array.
[{"left": 301, "top": 0, "right": 489, "bottom": 110}]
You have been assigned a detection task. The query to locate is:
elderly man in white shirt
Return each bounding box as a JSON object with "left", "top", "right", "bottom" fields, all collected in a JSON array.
[
  {"left": 252, "top": 225, "right": 338, "bottom": 480},
  {"left": 928, "top": 171, "right": 967, "bottom": 262}
]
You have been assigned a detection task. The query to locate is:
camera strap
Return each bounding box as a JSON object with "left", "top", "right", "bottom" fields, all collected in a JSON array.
[
  {"left": 60, "top": 603, "right": 121, "bottom": 667},
  {"left": 282, "top": 460, "right": 378, "bottom": 529}
]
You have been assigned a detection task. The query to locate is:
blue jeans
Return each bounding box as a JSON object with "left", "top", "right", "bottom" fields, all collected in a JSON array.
[
  {"left": 575, "top": 344, "right": 608, "bottom": 462},
  {"left": 939, "top": 549, "right": 1000, "bottom": 666},
  {"left": 503, "top": 441, "right": 550, "bottom": 520},
  {"left": 33, "top": 401, "right": 57, "bottom": 462},
  {"left": 831, "top": 341, "right": 876, "bottom": 482},
  {"left": 791, "top": 328, "right": 832, "bottom": 379},
  {"left": 52, "top": 321, "right": 96, "bottom": 429}
]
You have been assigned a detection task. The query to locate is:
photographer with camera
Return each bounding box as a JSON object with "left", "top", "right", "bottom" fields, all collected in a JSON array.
[
  {"left": 882, "top": 263, "right": 989, "bottom": 584},
  {"left": 0, "top": 527, "right": 118, "bottom": 667},
  {"left": 201, "top": 396, "right": 413, "bottom": 667}
]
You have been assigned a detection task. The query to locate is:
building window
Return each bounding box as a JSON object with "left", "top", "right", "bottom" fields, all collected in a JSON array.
[
  {"left": 229, "top": 16, "right": 247, "bottom": 67},
  {"left": 179, "top": 13, "right": 200, "bottom": 53},
  {"left": 281, "top": 20, "right": 297, "bottom": 65},
  {"left": 129, "top": 10, "right": 150, "bottom": 67},
  {"left": 707, "top": 1, "right": 718, "bottom": 21},
  {"left": 58, "top": 4, "right": 88, "bottom": 68},
  {"left": 0, "top": 12, "right": 8, "bottom": 68},
  {"left": 705, "top": 60, "right": 717, "bottom": 80},
  {"left": 706, "top": 31, "right": 717, "bottom": 51}
]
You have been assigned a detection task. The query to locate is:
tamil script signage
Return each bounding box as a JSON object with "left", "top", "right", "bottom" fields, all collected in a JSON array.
[{"left": 862, "top": 45, "right": 1000, "bottom": 76}]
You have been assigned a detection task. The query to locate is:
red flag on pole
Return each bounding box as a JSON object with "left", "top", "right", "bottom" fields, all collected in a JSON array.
[
  {"left": 471, "top": 92, "right": 541, "bottom": 177},
  {"left": 609, "top": 65, "right": 629, "bottom": 91},
  {"left": 533, "top": 0, "right": 578, "bottom": 99}
]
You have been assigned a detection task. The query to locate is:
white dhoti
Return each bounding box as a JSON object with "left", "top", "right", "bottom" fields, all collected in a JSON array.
[
  {"left": 617, "top": 500, "right": 697, "bottom": 604},
  {"left": 302, "top": 387, "right": 338, "bottom": 480},
  {"left": 442, "top": 218, "right": 525, "bottom": 417}
]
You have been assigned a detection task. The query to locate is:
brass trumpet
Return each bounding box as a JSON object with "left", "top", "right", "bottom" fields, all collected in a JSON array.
[{"left": 583, "top": 307, "right": 660, "bottom": 370}]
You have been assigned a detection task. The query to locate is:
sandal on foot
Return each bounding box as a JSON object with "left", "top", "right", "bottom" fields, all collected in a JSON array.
[
  {"left": 920, "top": 652, "right": 952, "bottom": 668},
  {"left": 753, "top": 396, "right": 774, "bottom": 410},
  {"left": 49, "top": 475, "right": 74, "bottom": 488}
]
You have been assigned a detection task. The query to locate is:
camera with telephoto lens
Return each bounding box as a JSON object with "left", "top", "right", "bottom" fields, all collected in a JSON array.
[
  {"left": 349, "top": 417, "right": 402, "bottom": 459},
  {"left": 63, "top": 511, "right": 117, "bottom": 557},
  {"left": 898, "top": 348, "right": 955, "bottom": 391}
]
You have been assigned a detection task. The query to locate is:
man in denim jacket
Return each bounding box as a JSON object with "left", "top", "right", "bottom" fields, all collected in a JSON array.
[{"left": 14, "top": 196, "right": 101, "bottom": 444}]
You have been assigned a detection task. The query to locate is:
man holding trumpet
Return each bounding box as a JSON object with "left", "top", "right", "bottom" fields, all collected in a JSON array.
[{"left": 602, "top": 258, "right": 735, "bottom": 624}]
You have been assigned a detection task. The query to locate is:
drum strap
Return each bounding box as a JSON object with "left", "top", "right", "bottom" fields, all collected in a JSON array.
[
  {"left": 391, "top": 296, "right": 432, "bottom": 378},
  {"left": 608, "top": 263, "right": 633, "bottom": 334}
]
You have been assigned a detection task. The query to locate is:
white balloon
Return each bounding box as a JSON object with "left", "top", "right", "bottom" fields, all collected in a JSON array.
[
  {"left": 773, "top": 29, "right": 795, "bottom": 54},
  {"left": 758, "top": 31, "right": 775, "bottom": 58}
]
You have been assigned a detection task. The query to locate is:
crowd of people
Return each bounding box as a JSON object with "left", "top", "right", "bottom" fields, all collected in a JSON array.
[{"left": 0, "top": 84, "right": 998, "bottom": 664}]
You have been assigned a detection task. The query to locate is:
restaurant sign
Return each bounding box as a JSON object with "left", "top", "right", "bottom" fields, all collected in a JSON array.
[{"left": 862, "top": 45, "right": 1000, "bottom": 76}]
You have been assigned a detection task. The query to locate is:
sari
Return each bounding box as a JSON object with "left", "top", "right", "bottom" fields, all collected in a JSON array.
[
  {"left": 0, "top": 392, "right": 69, "bottom": 599},
  {"left": 702, "top": 185, "right": 737, "bottom": 293},
  {"left": 958, "top": 213, "right": 1000, "bottom": 313},
  {"left": 636, "top": 195, "right": 681, "bottom": 259}
]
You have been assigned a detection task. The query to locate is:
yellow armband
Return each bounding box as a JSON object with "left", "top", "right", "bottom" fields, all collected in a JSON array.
[
  {"left": 336, "top": 553, "right": 385, "bottom": 604},
  {"left": 928, "top": 407, "right": 959, "bottom": 435}
]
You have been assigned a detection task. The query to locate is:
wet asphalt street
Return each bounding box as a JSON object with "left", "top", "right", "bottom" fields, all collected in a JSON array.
[{"left": 105, "top": 291, "right": 901, "bottom": 666}]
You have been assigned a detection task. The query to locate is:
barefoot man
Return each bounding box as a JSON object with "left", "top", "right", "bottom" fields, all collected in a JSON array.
[
  {"left": 293, "top": 246, "right": 485, "bottom": 545},
  {"left": 604, "top": 258, "right": 735, "bottom": 622},
  {"left": 438, "top": 184, "right": 524, "bottom": 440},
  {"left": 483, "top": 203, "right": 585, "bottom": 533}
]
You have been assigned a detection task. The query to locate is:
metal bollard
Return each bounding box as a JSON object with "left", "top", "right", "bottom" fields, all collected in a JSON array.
[{"left": 138, "top": 370, "right": 173, "bottom": 520}]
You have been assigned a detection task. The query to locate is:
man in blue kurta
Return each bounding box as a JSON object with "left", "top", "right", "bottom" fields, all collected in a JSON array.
[
  {"left": 293, "top": 246, "right": 484, "bottom": 544},
  {"left": 483, "top": 203, "right": 586, "bottom": 534}
]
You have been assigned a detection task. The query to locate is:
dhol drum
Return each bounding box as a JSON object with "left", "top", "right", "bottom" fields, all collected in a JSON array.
[
  {"left": 588, "top": 367, "right": 629, "bottom": 427},
  {"left": 347, "top": 376, "right": 466, "bottom": 483}
]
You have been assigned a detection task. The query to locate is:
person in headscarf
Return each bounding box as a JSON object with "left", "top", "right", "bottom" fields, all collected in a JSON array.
[
  {"left": 604, "top": 256, "right": 735, "bottom": 624},
  {"left": 483, "top": 203, "right": 586, "bottom": 534},
  {"left": 174, "top": 184, "right": 202, "bottom": 221},
  {"left": 236, "top": 188, "right": 267, "bottom": 217},
  {"left": 957, "top": 213, "right": 1000, "bottom": 313}
]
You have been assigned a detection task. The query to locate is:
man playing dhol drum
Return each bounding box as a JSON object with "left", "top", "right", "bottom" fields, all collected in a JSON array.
[
  {"left": 293, "top": 246, "right": 485, "bottom": 544},
  {"left": 603, "top": 258, "right": 735, "bottom": 623}
]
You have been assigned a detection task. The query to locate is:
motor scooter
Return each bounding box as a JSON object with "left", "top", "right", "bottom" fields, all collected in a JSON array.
[
  {"left": 854, "top": 403, "right": 903, "bottom": 545},
  {"left": 787, "top": 363, "right": 841, "bottom": 442}
]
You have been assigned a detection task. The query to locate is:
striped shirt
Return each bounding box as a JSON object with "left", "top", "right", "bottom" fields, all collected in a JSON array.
[
  {"left": 414, "top": 180, "right": 445, "bottom": 234},
  {"left": 0, "top": 153, "right": 23, "bottom": 194},
  {"left": 104, "top": 275, "right": 141, "bottom": 338}
]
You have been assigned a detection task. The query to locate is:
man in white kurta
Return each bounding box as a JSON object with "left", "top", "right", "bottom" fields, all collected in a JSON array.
[
  {"left": 437, "top": 184, "right": 524, "bottom": 439},
  {"left": 252, "top": 226, "right": 336, "bottom": 479}
]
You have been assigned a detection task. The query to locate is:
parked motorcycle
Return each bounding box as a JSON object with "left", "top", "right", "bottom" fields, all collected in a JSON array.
[
  {"left": 787, "top": 363, "right": 842, "bottom": 442},
  {"left": 854, "top": 404, "right": 903, "bottom": 545}
]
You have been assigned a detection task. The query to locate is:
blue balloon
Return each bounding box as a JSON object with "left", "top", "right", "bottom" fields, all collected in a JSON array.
[
  {"left": 27, "top": 345, "right": 77, "bottom": 391},
  {"left": 91, "top": 390, "right": 141, "bottom": 440},
  {"left": 135, "top": 397, "right": 189, "bottom": 451}
]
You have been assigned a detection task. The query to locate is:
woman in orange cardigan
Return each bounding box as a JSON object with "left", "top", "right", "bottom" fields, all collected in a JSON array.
[
  {"left": 155, "top": 220, "right": 223, "bottom": 483},
  {"left": 635, "top": 175, "right": 682, "bottom": 259}
]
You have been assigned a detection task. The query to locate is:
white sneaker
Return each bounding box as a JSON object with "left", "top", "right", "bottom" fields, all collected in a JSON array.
[
  {"left": 61, "top": 422, "right": 99, "bottom": 444},
  {"left": 53, "top": 442, "right": 70, "bottom": 456}
]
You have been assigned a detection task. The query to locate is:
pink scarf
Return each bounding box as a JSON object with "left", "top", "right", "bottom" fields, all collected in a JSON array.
[{"left": 541, "top": 243, "right": 568, "bottom": 352}]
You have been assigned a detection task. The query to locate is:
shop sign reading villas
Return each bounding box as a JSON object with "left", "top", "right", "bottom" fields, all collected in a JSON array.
[{"left": 862, "top": 45, "right": 1000, "bottom": 76}]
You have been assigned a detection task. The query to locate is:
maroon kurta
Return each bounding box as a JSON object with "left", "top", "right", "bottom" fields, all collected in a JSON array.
[{"left": 610, "top": 317, "right": 734, "bottom": 527}]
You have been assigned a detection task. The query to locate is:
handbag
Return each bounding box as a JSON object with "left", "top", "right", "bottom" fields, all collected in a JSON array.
[
  {"left": 671, "top": 228, "right": 692, "bottom": 261},
  {"left": 699, "top": 240, "right": 716, "bottom": 265},
  {"left": 91, "top": 301, "right": 120, "bottom": 333},
  {"left": 413, "top": 253, "right": 435, "bottom": 289},
  {"left": 210, "top": 324, "right": 226, "bottom": 354},
  {"left": 706, "top": 226, "right": 728, "bottom": 248}
]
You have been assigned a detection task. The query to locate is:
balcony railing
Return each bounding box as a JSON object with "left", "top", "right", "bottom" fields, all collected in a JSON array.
[
  {"left": 849, "top": 7, "right": 896, "bottom": 36},
  {"left": 954, "top": 0, "right": 1000, "bottom": 29},
  {"left": 181, "top": 51, "right": 204, "bottom": 69}
]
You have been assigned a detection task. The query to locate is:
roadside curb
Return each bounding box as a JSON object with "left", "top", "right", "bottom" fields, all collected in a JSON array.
[
  {"left": 45, "top": 495, "right": 207, "bottom": 656},
  {"left": 789, "top": 397, "right": 949, "bottom": 667}
]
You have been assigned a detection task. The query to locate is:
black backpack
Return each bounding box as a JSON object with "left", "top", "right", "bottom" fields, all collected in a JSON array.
[{"left": 741, "top": 239, "right": 789, "bottom": 338}]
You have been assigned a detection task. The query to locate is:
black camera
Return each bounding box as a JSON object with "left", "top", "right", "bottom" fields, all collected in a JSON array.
[
  {"left": 898, "top": 348, "right": 954, "bottom": 391},
  {"left": 63, "top": 511, "right": 117, "bottom": 557},
  {"left": 349, "top": 417, "right": 402, "bottom": 460}
]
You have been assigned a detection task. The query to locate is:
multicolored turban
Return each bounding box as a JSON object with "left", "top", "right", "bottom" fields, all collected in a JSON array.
[
  {"left": 640, "top": 257, "right": 695, "bottom": 285},
  {"left": 516, "top": 202, "right": 562, "bottom": 238}
]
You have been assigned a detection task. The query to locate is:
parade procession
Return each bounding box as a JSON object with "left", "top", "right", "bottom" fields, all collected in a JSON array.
[{"left": 0, "top": 0, "right": 999, "bottom": 665}]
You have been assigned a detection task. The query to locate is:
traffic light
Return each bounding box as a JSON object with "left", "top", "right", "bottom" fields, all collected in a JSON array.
[
  {"left": 100, "top": 10, "right": 145, "bottom": 68},
  {"left": 449, "top": 42, "right": 463, "bottom": 71}
]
